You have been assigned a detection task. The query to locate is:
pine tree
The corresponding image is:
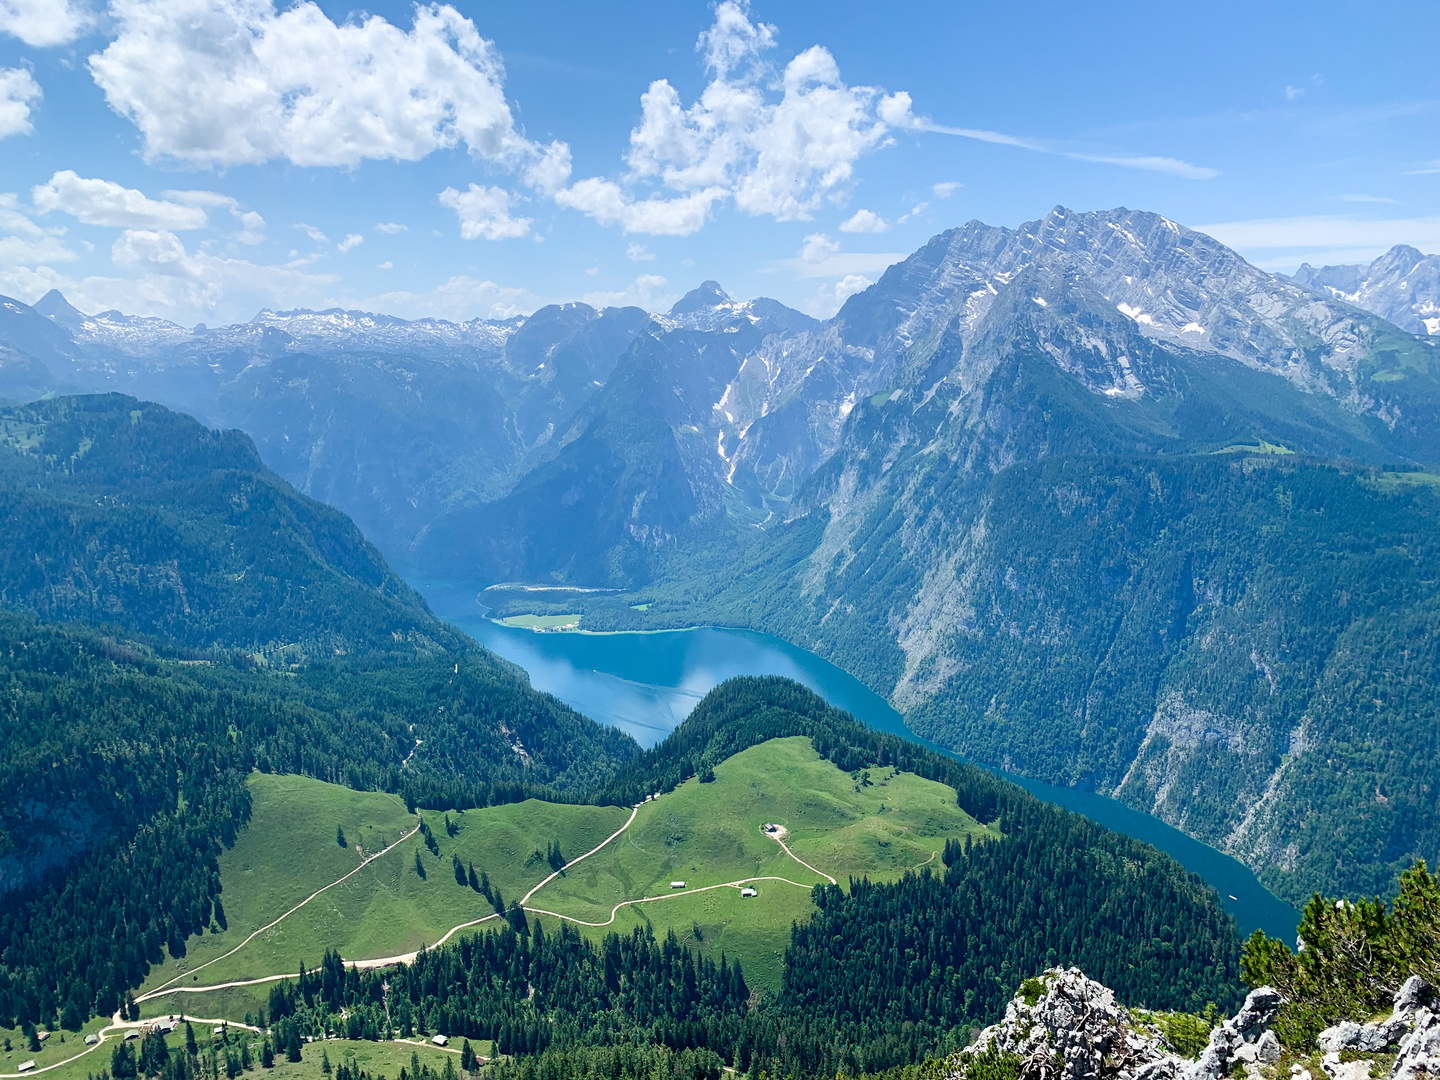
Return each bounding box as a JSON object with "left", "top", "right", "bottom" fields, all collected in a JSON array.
[
  {"left": 467, "top": 863, "right": 480, "bottom": 892},
  {"left": 452, "top": 854, "right": 466, "bottom": 886},
  {"left": 285, "top": 1030, "right": 301, "bottom": 1064},
  {"left": 336, "top": 826, "right": 347, "bottom": 848},
  {"left": 460, "top": 1041, "right": 477, "bottom": 1072},
  {"left": 260, "top": 1043, "right": 273, "bottom": 1069},
  {"left": 321, "top": 1048, "right": 331, "bottom": 1075},
  {"left": 186, "top": 1023, "right": 198, "bottom": 1058},
  {"left": 413, "top": 850, "right": 426, "bottom": 879}
]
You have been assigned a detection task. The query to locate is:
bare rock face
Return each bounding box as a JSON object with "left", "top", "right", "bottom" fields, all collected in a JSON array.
[
  {"left": 961, "top": 968, "right": 1174, "bottom": 1080},
  {"left": 945, "top": 969, "right": 1282, "bottom": 1080},
  {"left": 1185, "top": 987, "right": 1283, "bottom": 1080}
]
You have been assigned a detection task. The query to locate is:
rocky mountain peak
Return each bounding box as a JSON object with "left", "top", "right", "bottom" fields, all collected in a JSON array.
[
  {"left": 32, "top": 289, "right": 86, "bottom": 330},
  {"left": 671, "top": 280, "right": 732, "bottom": 315},
  {"left": 1290, "top": 244, "right": 1440, "bottom": 337}
]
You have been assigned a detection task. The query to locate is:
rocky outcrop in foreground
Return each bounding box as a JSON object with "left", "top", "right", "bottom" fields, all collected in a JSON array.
[{"left": 945, "top": 969, "right": 1438, "bottom": 1080}]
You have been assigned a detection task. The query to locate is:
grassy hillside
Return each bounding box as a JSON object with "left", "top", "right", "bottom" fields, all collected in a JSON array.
[
  {"left": 529, "top": 737, "right": 990, "bottom": 989},
  {"left": 135, "top": 740, "right": 985, "bottom": 1005},
  {"left": 139, "top": 774, "right": 629, "bottom": 1003},
  {"left": 0, "top": 1022, "right": 469, "bottom": 1080}
]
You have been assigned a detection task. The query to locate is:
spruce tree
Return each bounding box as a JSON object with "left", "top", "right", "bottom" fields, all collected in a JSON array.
[
  {"left": 186, "top": 1023, "right": 198, "bottom": 1057},
  {"left": 260, "top": 1043, "right": 274, "bottom": 1069},
  {"left": 467, "top": 863, "right": 480, "bottom": 892},
  {"left": 321, "top": 1048, "right": 331, "bottom": 1074},
  {"left": 413, "top": 850, "right": 426, "bottom": 879},
  {"left": 286, "top": 1029, "right": 302, "bottom": 1063},
  {"left": 336, "top": 826, "right": 347, "bottom": 848},
  {"left": 452, "top": 854, "right": 465, "bottom": 886}
]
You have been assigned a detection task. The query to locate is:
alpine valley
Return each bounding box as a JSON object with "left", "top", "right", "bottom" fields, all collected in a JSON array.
[
  {"left": 6, "top": 206, "right": 1435, "bottom": 906},
  {"left": 2, "top": 203, "right": 1439, "bottom": 1080}
]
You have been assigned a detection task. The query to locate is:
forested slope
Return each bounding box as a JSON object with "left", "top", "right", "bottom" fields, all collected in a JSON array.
[
  {"left": 224, "top": 677, "right": 1241, "bottom": 1080},
  {"left": 0, "top": 394, "right": 440, "bottom": 661}
]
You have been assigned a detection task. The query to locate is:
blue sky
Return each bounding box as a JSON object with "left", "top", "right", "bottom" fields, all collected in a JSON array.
[{"left": 0, "top": 0, "right": 1436, "bottom": 326}]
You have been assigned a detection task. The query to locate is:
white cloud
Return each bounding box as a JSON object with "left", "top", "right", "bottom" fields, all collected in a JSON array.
[
  {"left": 0, "top": 67, "right": 41, "bottom": 139},
  {"left": 375, "top": 222, "right": 408, "bottom": 234},
  {"left": 558, "top": 1, "right": 904, "bottom": 234},
  {"left": 1285, "top": 85, "right": 1304, "bottom": 101},
  {"left": 337, "top": 233, "right": 364, "bottom": 253},
  {"left": 1405, "top": 160, "right": 1440, "bottom": 176},
  {"left": 377, "top": 260, "right": 392, "bottom": 270},
  {"left": 1339, "top": 194, "right": 1396, "bottom": 204},
  {"left": 555, "top": 179, "right": 724, "bottom": 236},
  {"left": 932, "top": 181, "right": 962, "bottom": 198},
  {"left": 162, "top": 189, "right": 267, "bottom": 242},
  {"left": 359, "top": 275, "right": 541, "bottom": 321},
  {"left": 840, "top": 209, "right": 888, "bottom": 233},
  {"left": 885, "top": 90, "right": 1219, "bottom": 180},
  {"left": 0, "top": 0, "right": 89, "bottom": 47},
  {"left": 0, "top": 194, "right": 76, "bottom": 264},
  {"left": 626, "top": 242, "right": 655, "bottom": 261},
  {"left": 296, "top": 223, "right": 328, "bottom": 243},
  {"left": 0, "top": 228, "right": 338, "bottom": 325},
  {"left": 582, "top": 272, "right": 672, "bottom": 311},
  {"left": 32, "top": 170, "right": 211, "bottom": 229},
  {"left": 438, "top": 183, "right": 532, "bottom": 240},
  {"left": 89, "top": 0, "right": 565, "bottom": 174},
  {"left": 896, "top": 201, "right": 928, "bottom": 224},
  {"left": 800, "top": 273, "right": 871, "bottom": 318},
  {"left": 799, "top": 232, "right": 840, "bottom": 262},
  {"left": 786, "top": 231, "right": 901, "bottom": 279}
]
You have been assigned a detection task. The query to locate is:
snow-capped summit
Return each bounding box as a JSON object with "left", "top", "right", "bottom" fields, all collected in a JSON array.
[{"left": 1291, "top": 245, "right": 1440, "bottom": 337}]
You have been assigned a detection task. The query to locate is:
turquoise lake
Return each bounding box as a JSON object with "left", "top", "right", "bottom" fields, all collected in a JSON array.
[{"left": 414, "top": 578, "right": 1301, "bottom": 944}]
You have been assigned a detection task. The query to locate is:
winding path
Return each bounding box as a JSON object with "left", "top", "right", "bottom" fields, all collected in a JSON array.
[
  {"left": 144, "top": 820, "right": 423, "bottom": 999},
  {"left": 525, "top": 875, "right": 819, "bottom": 929},
  {"left": 25, "top": 793, "right": 858, "bottom": 1080},
  {"left": 763, "top": 827, "right": 837, "bottom": 885}
]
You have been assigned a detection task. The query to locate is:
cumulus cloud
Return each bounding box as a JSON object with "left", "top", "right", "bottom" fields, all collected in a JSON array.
[
  {"left": 375, "top": 222, "right": 408, "bottom": 234},
  {"left": 626, "top": 243, "right": 655, "bottom": 261},
  {"left": 89, "top": 0, "right": 565, "bottom": 173},
  {"left": 0, "top": 193, "right": 76, "bottom": 264},
  {"left": 786, "top": 231, "right": 902, "bottom": 279},
  {"left": 359, "top": 275, "right": 542, "bottom": 321},
  {"left": 0, "top": 67, "right": 41, "bottom": 139},
  {"left": 840, "top": 209, "right": 888, "bottom": 233},
  {"left": 337, "top": 233, "right": 364, "bottom": 253},
  {"left": 556, "top": 1, "right": 907, "bottom": 235},
  {"left": 582, "top": 273, "right": 672, "bottom": 311},
  {"left": 555, "top": 179, "right": 723, "bottom": 236},
  {"left": 32, "top": 171, "right": 212, "bottom": 229},
  {"left": 439, "top": 183, "right": 531, "bottom": 240},
  {"left": 0, "top": 0, "right": 89, "bottom": 47},
  {"left": 800, "top": 273, "right": 871, "bottom": 318},
  {"left": 932, "top": 181, "right": 962, "bottom": 198}
]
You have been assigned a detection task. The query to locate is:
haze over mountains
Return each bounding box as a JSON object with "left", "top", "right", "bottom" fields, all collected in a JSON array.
[{"left": 3, "top": 205, "right": 1438, "bottom": 904}]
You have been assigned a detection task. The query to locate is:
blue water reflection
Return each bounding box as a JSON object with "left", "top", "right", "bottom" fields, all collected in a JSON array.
[{"left": 414, "top": 578, "right": 1299, "bottom": 943}]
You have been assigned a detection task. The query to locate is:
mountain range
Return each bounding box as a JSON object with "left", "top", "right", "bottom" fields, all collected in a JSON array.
[{"left": 2, "top": 207, "right": 1437, "bottom": 904}]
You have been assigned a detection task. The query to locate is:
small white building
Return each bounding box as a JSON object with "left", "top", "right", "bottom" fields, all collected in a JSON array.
[
  {"left": 740, "top": 887, "right": 757, "bottom": 898},
  {"left": 124, "top": 1031, "right": 139, "bottom": 1041},
  {"left": 17, "top": 1061, "right": 35, "bottom": 1072},
  {"left": 432, "top": 1035, "right": 449, "bottom": 1047},
  {"left": 670, "top": 881, "right": 686, "bottom": 889},
  {"left": 85, "top": 1035, "right": 99, "bottom": 1046},
  {"left": 36, "top": 1033, "right": 49, "bottom": 1043}
]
